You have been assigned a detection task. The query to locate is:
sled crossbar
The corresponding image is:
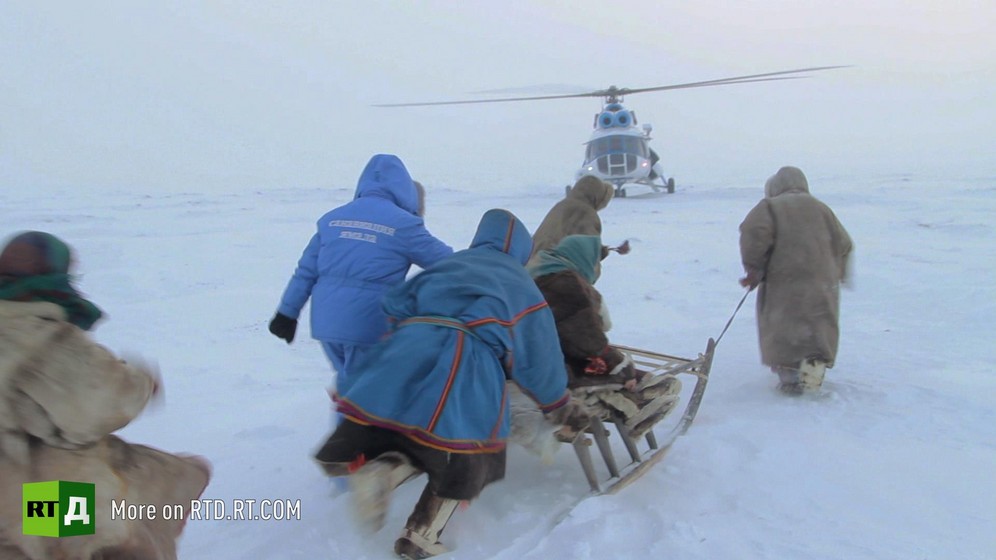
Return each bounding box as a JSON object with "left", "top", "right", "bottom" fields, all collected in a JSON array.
[{"left": 571, "top": 338, "right": 715, "bottom": 494}]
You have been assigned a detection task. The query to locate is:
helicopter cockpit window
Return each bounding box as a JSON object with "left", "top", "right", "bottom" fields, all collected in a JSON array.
[{"left": 586, "top": 136, "right": 648, "bottom": 160}]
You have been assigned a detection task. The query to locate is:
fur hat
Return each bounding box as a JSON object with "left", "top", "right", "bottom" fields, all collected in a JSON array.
[{"left": 0, "top": 231, "right": 73, "bottom": 278}]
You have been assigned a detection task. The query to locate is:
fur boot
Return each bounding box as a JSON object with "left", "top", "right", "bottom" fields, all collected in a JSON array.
[
  {"left": 572, "top": 374, "right": 682, "bottom": 437},
  {"left": 774, "top": 366, "right": 803, "bottom": 395},
  {"left": 393, "top": 485, "right": 459, "bottom": 560},
  {"left": 799, "top": 357, "right": 827, "bottom": 392},
  {"left": 350, "top": 452, "right": 420, "bottom": 533},
  {"left": 775, "top": 358, "right": 826, "bottom": 395},
  {"left": 507, "top": 384, "right": 561, "bottom": 464}
]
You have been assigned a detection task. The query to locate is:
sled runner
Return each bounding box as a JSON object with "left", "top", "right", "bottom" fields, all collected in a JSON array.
[{"left": 566, "top": 338, "right": 715, "bottom": 494}]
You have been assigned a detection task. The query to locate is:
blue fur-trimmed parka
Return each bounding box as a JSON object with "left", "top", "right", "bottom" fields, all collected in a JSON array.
[{"left": 335, "top": 209, "right": 570, "bottom": 453}]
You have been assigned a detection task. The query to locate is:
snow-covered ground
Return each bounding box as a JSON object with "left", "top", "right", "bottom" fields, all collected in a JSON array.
[{"left": 3, "top": 172, "right": 993, "bottom": 559}]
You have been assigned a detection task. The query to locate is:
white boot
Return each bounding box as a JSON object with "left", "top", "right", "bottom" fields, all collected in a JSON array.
[
  {"left": 394, "top": 485, "right": 460, "bottom": 559},
  {"left": 350, "top": 452, "right": 420, "bottom": 533},
  {"left": 799, "top": 358, "right": 827, "bottom": 392}
]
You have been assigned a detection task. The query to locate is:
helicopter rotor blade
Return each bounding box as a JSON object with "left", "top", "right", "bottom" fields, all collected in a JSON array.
[
  {"left": 373, "top": 65, "right": 849, "bottom": 107},
  {"left": 623, "top": 75, "right": 811, "bottom": 94},
  {"left": 373, "top": 90, "right": 605, "bottom": 107},
  {"left": 616, "top": 65, "right": 849, "bottom": 96},
  {"left": 469, "top": 83, "right": 594, "bottom": 96}
]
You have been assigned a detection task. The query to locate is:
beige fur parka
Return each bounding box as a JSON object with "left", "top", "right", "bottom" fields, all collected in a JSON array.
[
  {"left": 528, "top": 175, "right": 615, "bottom": 266},
  {"left": 0, "top": 300, "right": 210, "bottom": 560},
  {"left": 0, "top": 300, "right": 155, "bottom": 461},
  {"left": 739, "top": 167, "right": 853, "bottom": 369}
]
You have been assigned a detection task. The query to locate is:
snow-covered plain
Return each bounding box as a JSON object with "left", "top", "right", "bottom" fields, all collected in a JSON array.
[{"left": 3, "top": 172, "right": 994, "bottom": 560}]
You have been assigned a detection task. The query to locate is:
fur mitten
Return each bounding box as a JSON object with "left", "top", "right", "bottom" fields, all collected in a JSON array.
[{"left": 544, "top": 397, "right": 592, "bottom": 441}]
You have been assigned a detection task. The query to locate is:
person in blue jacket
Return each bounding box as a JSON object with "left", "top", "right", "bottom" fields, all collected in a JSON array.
[
  {"left": 314, "top": 209, "right": 590, "bottom": 559},
  {"left": 268, "top": 154, "right": 453, "bottom": 394}
]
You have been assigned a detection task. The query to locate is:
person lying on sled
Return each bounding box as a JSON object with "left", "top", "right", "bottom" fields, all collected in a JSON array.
[
  {"left": 527, "top": 234, "right": 682, "bottom": 439},
  {"left": 313, "top": 209, "right": 590, "bottom": 560}
]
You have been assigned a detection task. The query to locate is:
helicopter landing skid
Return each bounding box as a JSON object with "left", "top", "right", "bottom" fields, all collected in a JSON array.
[{"left": 612, "top": 177, "right": 675, "bottom": 198}]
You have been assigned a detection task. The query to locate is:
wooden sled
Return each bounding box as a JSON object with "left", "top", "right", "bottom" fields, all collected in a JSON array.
[{"left": 569, "top": 338, "right": 715, "bottom": 494}]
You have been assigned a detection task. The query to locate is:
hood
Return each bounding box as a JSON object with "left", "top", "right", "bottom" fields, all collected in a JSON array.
[
  {"left": 0, "top": 231, "right": 102, "bottom": 330},
  {"left": 568, "top": 175, "right": 614, "bottom": 210},
  {"left": 470, "top": 209, "right": 533, "bottom": 265},
  {"left": 0, "top": 231, "right": 72, "bottom": 278},
  {"left": 353, "top": 154, "right": 420, "bottom": 215},
  {"left": 527, "top": 234, "right": 602, "bottom": 284},
  {"left": 764, "top": 166, "right": 810, "bottom": 198}
]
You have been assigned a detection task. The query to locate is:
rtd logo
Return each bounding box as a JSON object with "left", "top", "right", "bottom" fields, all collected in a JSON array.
[{"left": 22, "top": 481, "right": 95, "bottom": 537}]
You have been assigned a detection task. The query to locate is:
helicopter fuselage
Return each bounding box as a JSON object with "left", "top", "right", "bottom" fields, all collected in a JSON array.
[
  {"left": 578, "top": 126, "right": 656, "bottom": 186},
  {"left": 575, "top": 103, "right": 667, "bottom": 191}
]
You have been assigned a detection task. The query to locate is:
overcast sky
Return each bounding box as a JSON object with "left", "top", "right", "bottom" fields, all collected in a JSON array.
[{"left": 2, "top": 1, "right": 994, "bottom": 194}]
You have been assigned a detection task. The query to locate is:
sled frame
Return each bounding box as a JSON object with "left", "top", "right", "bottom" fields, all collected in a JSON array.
[{"left": 570, "top": 338, "right": 715, "bottom": 494}]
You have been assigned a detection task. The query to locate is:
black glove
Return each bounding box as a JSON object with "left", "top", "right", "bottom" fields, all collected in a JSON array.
[{"left": 268, "top": 313, "right": 297, "bottom": 344}]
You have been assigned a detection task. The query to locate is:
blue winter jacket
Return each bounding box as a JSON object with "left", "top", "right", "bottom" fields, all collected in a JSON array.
[
  {"left": 336, "top": 209, "right": 571, "bottom": 453},
  {"left": 277, "top": 154, "right": 453, "bottom": 345}
]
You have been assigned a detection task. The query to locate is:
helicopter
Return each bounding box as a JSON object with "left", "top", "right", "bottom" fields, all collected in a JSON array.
[{"left": 375, "top": 66, "right": 846, "bottom": 198}]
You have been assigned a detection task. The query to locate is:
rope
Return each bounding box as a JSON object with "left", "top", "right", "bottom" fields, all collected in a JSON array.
[{"left": 715, "top": 288, "right": 753, "bottom": 346}]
